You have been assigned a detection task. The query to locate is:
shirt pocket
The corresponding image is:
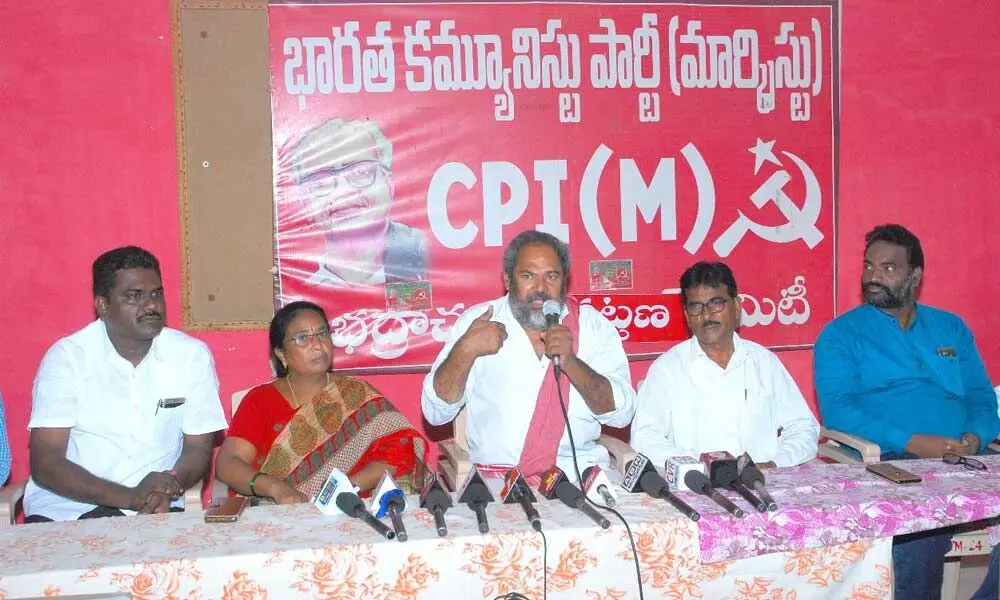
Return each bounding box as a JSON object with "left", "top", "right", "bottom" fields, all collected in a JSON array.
[{"left": 931, "top": 354, "right": 965, "bottom": 398}]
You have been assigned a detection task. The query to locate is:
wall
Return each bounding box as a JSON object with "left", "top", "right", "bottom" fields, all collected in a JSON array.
[{"left": 1, "top": 1, "right": 998, "bottom": 484}]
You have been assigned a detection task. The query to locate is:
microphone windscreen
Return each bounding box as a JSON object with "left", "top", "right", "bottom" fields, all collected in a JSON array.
[
  {"left": 335, "top": 491, "right": 364, "bottom": 517},
  {"left": 684, "top": 470, "right": 713, "bottom": 495},
  {"left": 542, "top": 299, "right": 563, "bottom": 319}
]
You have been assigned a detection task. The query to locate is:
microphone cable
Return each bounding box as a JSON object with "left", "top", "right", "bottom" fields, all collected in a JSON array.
[{"left": 552, "top": 368, "right": 645, "bottom": 600}]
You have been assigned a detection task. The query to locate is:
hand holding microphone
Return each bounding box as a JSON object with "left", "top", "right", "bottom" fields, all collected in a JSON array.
[{"left": 541, "top": 300, "right": 570, "bottom": 377}]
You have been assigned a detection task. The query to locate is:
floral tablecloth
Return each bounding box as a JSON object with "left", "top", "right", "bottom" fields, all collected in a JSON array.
[
  {"left": 685, "top": 456, "right": 1000, "bottom": 563},
  {"left": 0, "top": 493, "right": 892, "bottom": 599}
]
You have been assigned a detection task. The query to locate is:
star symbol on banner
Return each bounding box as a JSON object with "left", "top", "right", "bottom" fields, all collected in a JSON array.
[{"left": 748, "top": 138, "right": 782, "bottom": 175}]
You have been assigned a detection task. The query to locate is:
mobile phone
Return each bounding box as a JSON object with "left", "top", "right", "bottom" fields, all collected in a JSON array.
[
  {"left": 866, "top": 463, "right": 922, "bottom": 484},
  {"left": 204, "top": 496, "right": 250, "bottom": 523}
]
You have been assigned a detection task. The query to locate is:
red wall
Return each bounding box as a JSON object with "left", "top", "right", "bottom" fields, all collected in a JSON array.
[{"left": 2, "top": 1, "right": 999, "bottom": 484}]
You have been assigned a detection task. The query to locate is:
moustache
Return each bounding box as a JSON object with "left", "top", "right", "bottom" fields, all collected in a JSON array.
[
  {"left": 865, "top": 283, "right": 891, "bottom": 294},
  {"left": 524, "top": 292, "right": 553, "bottom": 304},
  {"left": 701, "top": 320, "right": 721, "bottom": 329}
]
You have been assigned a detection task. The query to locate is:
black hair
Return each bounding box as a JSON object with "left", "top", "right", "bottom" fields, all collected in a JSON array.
[
  {"left": 92, "top": 246, "right": 161, "bottom": 298},
  {"left": 269, "top": 301, "right": 330, "bottom": 377},
  {"left": 501, "top": 230, "right": 571, "bottom": 284},
  {"left": 864, "top": 224, "right": 924, "bottom": 269},
  {"left": 679, "top": 261, "right": 739, "bottom": 304}
]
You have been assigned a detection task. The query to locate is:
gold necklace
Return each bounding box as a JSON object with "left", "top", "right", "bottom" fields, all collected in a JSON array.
[{"left": 286, "top": 372, "right": 330, "bottom": 408}]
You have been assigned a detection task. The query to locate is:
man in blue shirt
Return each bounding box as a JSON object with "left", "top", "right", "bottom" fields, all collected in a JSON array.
[
  {"left": 816, "top": 223, "right": 999, "bottom": 599},
  {"left": 0, "top": 393, "right": 10, "bottom": 486}
]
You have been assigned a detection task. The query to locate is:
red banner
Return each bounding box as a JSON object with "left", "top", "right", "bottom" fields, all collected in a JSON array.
[{"left": 269, "top": 1, "right": 839, "bottom": 371}]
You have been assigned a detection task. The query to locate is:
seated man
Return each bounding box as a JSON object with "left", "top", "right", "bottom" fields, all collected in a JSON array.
[
  {"left": 25, "top": 246, "right": 228, "bottom": 521},
  {"left": 632, "top": 262, "right": 819, "bottom": 468},
  {"left": 815, "top": 224, "right": 999, "bottom": 600},
  {"left": 0, "top": 392, "right": 10, "bottom": 486},
  {"left": 421, "top": 230, "right": 635, "bottom": 481}
]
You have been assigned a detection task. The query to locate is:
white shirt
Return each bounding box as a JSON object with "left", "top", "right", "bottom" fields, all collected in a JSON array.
[
  {"left": 631, "top": 334, "right": 819, "bottom": 469},
  {"left": 421, "top": 296, "right": 636, "bottom": 479},
  {"left": 25, "top": 320, "right": 228, "bottom": 520}
]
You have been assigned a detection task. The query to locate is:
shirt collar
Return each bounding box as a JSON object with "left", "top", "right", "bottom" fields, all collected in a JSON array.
[
  {"left": 860, "top": 302, "right": 922, "bottom": 331},
  {"left": 689, "top": 331, "right": 745, "bottom": 366},
  {"left": 98, "top": 319, "right": 165, "bottom": 363}
]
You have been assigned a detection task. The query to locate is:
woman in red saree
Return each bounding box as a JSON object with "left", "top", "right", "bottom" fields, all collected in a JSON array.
[{"left": 215, "top": 301, "right": 427, "bottom": 503}]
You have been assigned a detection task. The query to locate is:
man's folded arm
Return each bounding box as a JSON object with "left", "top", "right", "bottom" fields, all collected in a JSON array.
[{"left": 583, "top": 315, "right": 636, "bottom": 427}]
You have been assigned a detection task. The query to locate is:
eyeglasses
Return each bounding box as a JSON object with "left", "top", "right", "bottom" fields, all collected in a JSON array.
[
  {"left": 298, "top": 160, "right": 385, "bottom": 191},
  {"left": 286, "top": 330, "right": 333, "bottom": 347},
  {"left": 684, "top": 296, "right": 729, "bottom": 317},
  {"left": 943, "top": 453, "right": 987, "bottom": 471}
]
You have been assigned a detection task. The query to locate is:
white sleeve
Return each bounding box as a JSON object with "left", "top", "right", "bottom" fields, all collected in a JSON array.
[
  {"left": 578, "top": 308, "right": 636, "bottom": 427},
  {"left": 770, "top": 353, "right": 820, "bottom": 467},
  {"left": 181, "top": 343, "right": 228, "bottom": 436},
  {"left": 29, "top": 343, "right": 79, "bottom": 429},
  {"left": 630, "top": 356, "right": 698, "bottom": 466},
  {"left": 420, "top": 304, "right": 486, "bottom": 426}
]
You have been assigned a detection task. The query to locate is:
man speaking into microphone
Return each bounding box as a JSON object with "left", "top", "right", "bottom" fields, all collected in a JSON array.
[
  {"left": 631, "top": 262, "right": 819, "bottom": 469},
  {"left": 421, "top": 230, "right": 635, "bottom": 483}
]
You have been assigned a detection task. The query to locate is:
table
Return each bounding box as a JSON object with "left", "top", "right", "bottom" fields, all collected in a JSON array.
[
  {"left": 5, "top": 456, "right": 997, "bottom": 600},
  {"left": 0, "top": 500, "right": 891, "bottom": 599}
]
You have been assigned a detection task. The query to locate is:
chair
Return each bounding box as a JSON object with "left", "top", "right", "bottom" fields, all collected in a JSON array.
[
  {"left": 818, "top": 427, "right": 995, "bottom": 600},
  {"left": 437, "top": 407, "right": 637, "bottom": 491}
]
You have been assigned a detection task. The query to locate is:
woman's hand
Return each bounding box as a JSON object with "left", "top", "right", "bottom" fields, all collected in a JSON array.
[{"left": 272, "top": 484, "right": 309, "bottom": 505}]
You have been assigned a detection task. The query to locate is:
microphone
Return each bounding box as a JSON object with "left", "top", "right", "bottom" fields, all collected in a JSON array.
[
  {"left": 701, "top": 451, "right": 766, "bottom": 512},
  {"left": 541, "top": 299, "right": 563, "bottom": 377},
  {"left": 664, "top": 456, "right": 707, "bottom": 492},
  {"left": 540, "top": 466, "right": 610, "bottom": 529},
  {"left": 419, "top": 472, "right": 453, "bottom": 537},
  {"left": 335, "top": 491, "right": 396, "bottom": 540},
  {"left": 457, "top": 466, "right": 494, "bottom": 534},
  {"left": 581, "top": 465, "right": 618, "bottom": 508},
  {"left": 372, "top": 471, "right": 408, "bottom": 542},
  {"left": 683, "top": 470, "right": 746, "bottom": 518},
  {"left": 699, "top": 451, "right": 739, "bottom": 488},
  {"left": 500, "top": 468, "right": 541, "bottom": 531},
  {"left": 737, "top": 453, "right": 778, "bottom": 511},
  {"left": 620, "top": 454, "right": 700, "bottom": 522},
  {"left": 313, "top": 467, "right": 360, "bottom": 516}
]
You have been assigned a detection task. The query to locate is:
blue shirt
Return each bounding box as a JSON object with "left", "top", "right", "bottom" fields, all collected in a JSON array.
[
  {"left": 0, "top": 393, "right": 11, "bottom": 485},
  {"left": 815, "top": 303, "right": 999, "bottom": 453}
]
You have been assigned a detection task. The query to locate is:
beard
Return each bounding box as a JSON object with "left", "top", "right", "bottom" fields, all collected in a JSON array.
[
  {"left": 508, "top": 290, "right": 563, "bottom": 330},
  {"left": 862, "top": 274, "right": 917, "bottom": 309}
]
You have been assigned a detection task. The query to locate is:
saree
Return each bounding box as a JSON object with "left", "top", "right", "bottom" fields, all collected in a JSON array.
[{"left": 257, "top": 376, "right": 427, "bottom": 499}]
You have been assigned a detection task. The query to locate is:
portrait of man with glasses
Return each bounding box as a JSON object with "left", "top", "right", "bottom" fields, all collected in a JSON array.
[
  {"left": 631, "top": 261, "right": 819, "bottom": 470},
  {"left": 286, "top": 119, "right": 428, "bottom": 288}
]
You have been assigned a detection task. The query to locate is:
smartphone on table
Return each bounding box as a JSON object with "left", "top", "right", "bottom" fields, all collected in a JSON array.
[
  {"left": 866, "top": 463, "right": 922, "bottom": 484},
  {"left": 204, "top": 496, "right": 250, "bottom": 523}
]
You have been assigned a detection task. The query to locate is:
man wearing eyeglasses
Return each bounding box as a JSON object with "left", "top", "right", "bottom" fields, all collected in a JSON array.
[
  {"left": 288, "top": 119, "right": 428, "bottom": 287},
  {"left": 815, "top": 224, "right": 1000, "bottom": 600},
  {"left": 631, "top": 262, "right": 819, "bottom": 469}
]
